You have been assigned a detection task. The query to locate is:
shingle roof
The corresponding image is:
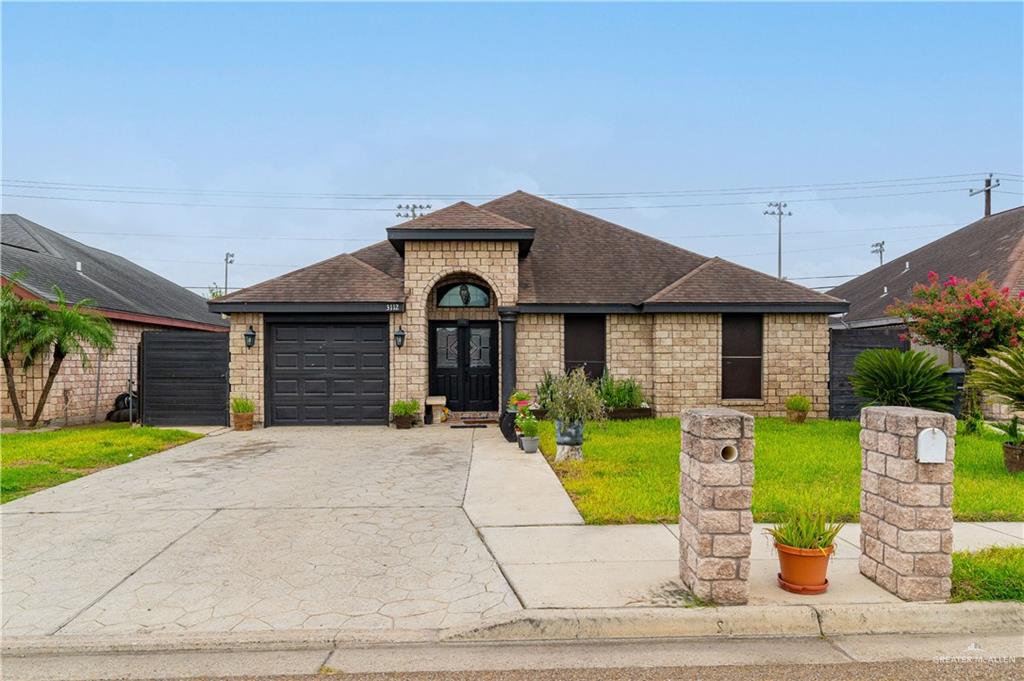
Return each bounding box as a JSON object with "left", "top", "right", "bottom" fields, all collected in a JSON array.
[
  {"left": 215, "top": 252, "right": 404, "bottom": 303},
  {"left": 389, "top": 201, "right": 534, "bottom": 232},
  {"left": 214, "top": 191, "right": 846, "bottom": 311},
  {"left": 828, "top": 206, "right": 1024, "bottom": 324},
  {"left": 645, "top": 257, "right": 844, "bottom": 305},
  {"left": 1, "top": 214, "right": 227, "bottom": 328}
]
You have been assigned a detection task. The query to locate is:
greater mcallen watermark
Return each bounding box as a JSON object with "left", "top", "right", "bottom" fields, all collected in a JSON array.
[{"left": 933, "top": 642, "right": 1019, "bottom": 664}]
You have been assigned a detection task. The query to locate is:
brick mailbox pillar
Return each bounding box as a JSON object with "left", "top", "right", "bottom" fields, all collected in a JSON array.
[
  {"left": 679, "top": 408, "right": 755, "bottom": 605},
  {"left": 859, "top": 406, "right": 956, "bottom": 601}
]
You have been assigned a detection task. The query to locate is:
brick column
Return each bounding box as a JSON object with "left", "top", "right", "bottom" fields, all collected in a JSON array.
[
  {"left": 859, "top": 406, "right": 956, "bottom": 601},
  {"left": 679, "top": 408, "right": 755, "bottom": 605}
]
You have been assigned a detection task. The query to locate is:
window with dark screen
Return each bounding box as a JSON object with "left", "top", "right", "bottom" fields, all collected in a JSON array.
[
  {"left": 722, "top": 314, "right": 763, "bottom": 399},
  {"left": 564, "top": 315, "right": 606, "bottom": 380}
]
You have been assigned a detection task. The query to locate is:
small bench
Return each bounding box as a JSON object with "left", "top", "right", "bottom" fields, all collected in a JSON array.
[{"left": 425, "top": 395, "right": 447, "bottom": 425}]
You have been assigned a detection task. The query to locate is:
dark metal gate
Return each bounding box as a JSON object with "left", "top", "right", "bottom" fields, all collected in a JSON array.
[
  {"left": 828, "top": 325, "right": 909, "bottom": 420},
  {"left": 140, "top": 330, "right": 229, "bottom": 426}
]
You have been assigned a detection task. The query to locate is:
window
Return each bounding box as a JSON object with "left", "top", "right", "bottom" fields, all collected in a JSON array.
[
  {"left": 722, "top": 314, "right": 763, "bottom": 399},
  {"left": 564, "top": 314, "right": 606, "bottom": 380},
  {"left": 437, "top": 283, "right": 490, "bottom": 308}
]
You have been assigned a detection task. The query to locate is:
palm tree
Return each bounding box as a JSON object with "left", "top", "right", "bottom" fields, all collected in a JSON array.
[
  {"left": 23, "top": 286, "right": 114, "bottom": 428},
  {"left": 1, "top": 275, "right": 49, "bottom": 428},
  {"left": 969, "top": 346, "right": 1024, "bottom": 413}
]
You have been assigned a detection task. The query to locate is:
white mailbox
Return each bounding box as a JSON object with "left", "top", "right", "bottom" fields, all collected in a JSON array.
[{"left": 916, "top": 427, "right": 948, "bottom": 464}]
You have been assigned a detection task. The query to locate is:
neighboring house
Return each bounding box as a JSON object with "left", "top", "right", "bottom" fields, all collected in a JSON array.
[
  {"left": 827, "top": 205, "right": 1024, "bottom": 419},
  {"left": 210, "top": 191, "right": 846, "bottom": 427},
  {"left": 1, "top": 214, "right": 228, "bottom": 426}
]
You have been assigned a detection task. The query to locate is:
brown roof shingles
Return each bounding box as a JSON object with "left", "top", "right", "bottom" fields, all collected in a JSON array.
[
  {"left": 215, "top": 252, "right": 403, "bottom": 303},
  {"left": 828, "top": 206, "right": 1024, "bottom": 323},
  {"left": 646, "top": 257, "right": 846, "bottom": 305},
  {"left": 389, "top": 201, "right": 534, "bottom": 232}
]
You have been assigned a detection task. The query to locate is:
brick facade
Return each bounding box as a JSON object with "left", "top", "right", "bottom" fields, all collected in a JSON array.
[
  {"left": 607, "top": 314, "right": 655, "bottom": 399},
  {"left": 516, "top": 313, "right": 564, "bottom": 395},
  {"left": 228, "top": 312, "right": 265, "bottom": 426},
  {"left": 3, "top": 319, "right": 160, "bottom": 427}
]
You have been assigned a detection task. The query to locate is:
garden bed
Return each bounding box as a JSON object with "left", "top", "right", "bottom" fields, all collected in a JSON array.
[
  {"left": 531, "top": 406, "right": 653, "bottom": 421},
  {"left": 539, "top": 417, "right": 1024, "bottom": 524}
]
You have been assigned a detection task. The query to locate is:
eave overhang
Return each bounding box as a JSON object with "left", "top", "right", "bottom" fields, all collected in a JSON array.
[{"left": 208, "top": 301, "right": 406, "bottom": 314}]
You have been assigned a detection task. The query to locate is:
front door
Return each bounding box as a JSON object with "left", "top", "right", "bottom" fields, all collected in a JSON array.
[{"left": 429, "top": 321, "right": 498, "bottom": 412}]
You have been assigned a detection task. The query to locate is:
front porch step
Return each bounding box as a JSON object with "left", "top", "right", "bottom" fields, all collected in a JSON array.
[{"left": 448, "top": 411, "right": 500, "bottom": 425}]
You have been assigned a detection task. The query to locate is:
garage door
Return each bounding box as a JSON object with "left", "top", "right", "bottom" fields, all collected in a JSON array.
[{"left": 267, "top": 322, "right": 389, "bottom": 425}]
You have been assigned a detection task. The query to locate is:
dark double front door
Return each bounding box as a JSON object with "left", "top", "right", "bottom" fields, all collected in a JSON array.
[{"left": 429, "top": 321, "right": 498, "bottom": 412}]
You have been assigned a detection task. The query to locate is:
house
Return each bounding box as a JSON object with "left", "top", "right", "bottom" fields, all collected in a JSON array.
[
  {"left": 209, "top": 191, "right": 847, "bottom": 426},
  {"left": 827, "top": 205, "right": 1024, "bottom": 419},
  {"left": 1, "top": 214, "right": 228, "bottom": 426}
]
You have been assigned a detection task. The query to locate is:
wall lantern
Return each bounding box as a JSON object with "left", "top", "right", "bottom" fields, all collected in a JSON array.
[
  {"left": 243, "top": 325, "right": 257, "bottom": 349},
  {"left": 394, "top": 326, "right": 406, "bottom": 349}
]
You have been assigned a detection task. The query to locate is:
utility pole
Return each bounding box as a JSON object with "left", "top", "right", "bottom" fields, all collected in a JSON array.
[
  {"left": 871, "top": 241, "right": 885, "bottom": 267},
  {"left": 224, "top": 252, "right": 234, "bottom": 293},
  {"left": 764, "top": 202, "right": 791, "bottom": 279},
  {"left": 396, "top": 204, "right": 431, "bottom": 219},
  {"left": 969, "top": 174, "right": 1001, "bottom": 217}
]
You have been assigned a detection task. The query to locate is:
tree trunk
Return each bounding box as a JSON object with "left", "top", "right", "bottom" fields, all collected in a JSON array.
[
  {"left": 2, "top": 355, "right": 26, "bottom": 428},
  {"left": 28, "top": 349, "right": 65, "bottom": 428}
]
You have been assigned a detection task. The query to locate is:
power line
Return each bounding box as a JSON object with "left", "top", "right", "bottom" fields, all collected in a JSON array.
[{"left": 0, "top": 171, "right": 999, "bottom": 201}]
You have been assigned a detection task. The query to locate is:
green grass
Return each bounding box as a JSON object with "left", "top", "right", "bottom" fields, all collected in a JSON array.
[
  {"left": 540, "top": 417, "right": 1024, "bottom": 524},
  {"left": 951, "top": 547, "right": 1024, "bottom": 602},
  {"left": 1, "top": 423, "right": 202, "bottom": 503}
]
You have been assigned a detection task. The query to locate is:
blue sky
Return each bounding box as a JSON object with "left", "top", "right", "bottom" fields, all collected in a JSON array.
[{"left": 3, "top": 2, "right": 1022, "bottom": 294}]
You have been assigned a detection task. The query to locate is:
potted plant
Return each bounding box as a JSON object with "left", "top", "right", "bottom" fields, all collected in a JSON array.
[
  {"left": 530, "top": 371, "right": 557, "bottom": 420},
  {"left": 785, "top": 394, "right": 811, "bottom": 423},
  {"left": 390, "top": 399, "right": 419, "bottom": 429},
  {"left": 517, "top": 412, "right": 540, "bottom": 453},
  {"left": 547, "top": 367, "right": 605, "bottom": 461},
  {"left": 765, "top": 509, "right": 844, "bottom": 595},
  {"left": 597, "top": 371, "right": 652, "bottom": 420},
  {"left": 231, "top": 397, "right": 255, "bottom": 431},
  {"left": 994, "top": 417, "right": 1024, "bottom": 474},
  {"left": 500, "top": 389, "right": 532, "bottom": 443}
]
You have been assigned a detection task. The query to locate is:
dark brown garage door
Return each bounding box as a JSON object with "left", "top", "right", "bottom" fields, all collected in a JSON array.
[{"left": 267, "top": 322, "right": 389, "bottom": 425}]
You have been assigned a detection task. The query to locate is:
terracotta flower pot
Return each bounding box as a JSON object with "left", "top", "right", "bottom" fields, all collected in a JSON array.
[
  {"left": 1004, "top": 443, "right": 1024, "bottom": 474},
  {"left": 775, "top": 542, "right": 834, "bottom": 594},
  {"left": 786, "top": 409, "right": 808, "bottom": 424},
  {"left": 393, "top": 414, "right": 414, "bottom": 430},
  {"left": 233, "top": 412, "right": 253, "bottom": 431}
]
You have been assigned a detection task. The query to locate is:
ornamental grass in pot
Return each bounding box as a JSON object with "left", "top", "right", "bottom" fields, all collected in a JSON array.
[
  {"left": 785, "top": 394, "right": 811, "bottom": 423},
  {"left": 231, "top": 397, "right": 255, "bottom": 431},
  {"left": 390, "top": 399, "right": 419, "bottom": 430},
  {"left": 765, "top": 509, "right": 844, "bottom": 595},
  {"left": 547, "top": 368, "right": 604, "bottom": 461}
]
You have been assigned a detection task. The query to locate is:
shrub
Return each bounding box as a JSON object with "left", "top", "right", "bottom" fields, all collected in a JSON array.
[
  {"left": 390, "top": 399, "right": 419, "bottom": 417},
  {"left": 968, "top": 346, "right": 1024, "bottom": 412},
  {"left": 547, "top": 367, "right": 605, "bottom": 425},
  {"left": 231, "top": 397, "right": 254, "bottom": 414},
  {"left": 764, "top": 508, "right": 844, "bottom": 550},
  {"left": 597, "top": 371, "right": 646, "bottom": 410},
  {"left": 785, "top": 394, "right": 811, "bottom": 412},
  {"left": 517, "top": 413, "right": 539, "bottom": 438},
  {"left": 850, "top": 348, "right": 954, "bottom": 412},
  {"left": 536, "top": 370, "right": 557, "bottom": 411}
]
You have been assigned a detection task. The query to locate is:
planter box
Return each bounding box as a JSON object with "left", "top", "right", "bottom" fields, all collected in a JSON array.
[{"left": 530, "top": 406, "right": 653, "bottom": 421}]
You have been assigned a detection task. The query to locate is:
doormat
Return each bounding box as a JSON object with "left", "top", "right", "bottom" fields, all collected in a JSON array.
[{"left": 450, "top": 424, "right": 487, "bottom": 429}]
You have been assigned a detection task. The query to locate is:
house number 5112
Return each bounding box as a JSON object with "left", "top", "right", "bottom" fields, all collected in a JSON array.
[{"left": 385, "top": 304, "right": 401, "bottom": 312}]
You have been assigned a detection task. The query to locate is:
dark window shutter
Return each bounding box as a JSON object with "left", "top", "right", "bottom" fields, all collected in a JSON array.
[
  {"left": 564, "top": 315, "right": 606, "bottom": 380},
  {"left": 722, "top": 314, "right": 763, "bottom": 399}
]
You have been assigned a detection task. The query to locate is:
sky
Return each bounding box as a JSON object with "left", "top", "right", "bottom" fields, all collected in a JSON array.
[{"left": 3, "top": 2, "right": 1022, "bottom": 296}]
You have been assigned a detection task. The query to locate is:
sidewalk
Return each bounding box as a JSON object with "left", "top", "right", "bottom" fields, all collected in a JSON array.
[{"left": 467, "top": 430, "right": 1024, "bottom": 609}]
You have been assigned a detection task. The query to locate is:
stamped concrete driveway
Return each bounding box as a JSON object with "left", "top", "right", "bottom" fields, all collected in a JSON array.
[{"left": 2, "top": 427, "right": 520, "bottom": 637}]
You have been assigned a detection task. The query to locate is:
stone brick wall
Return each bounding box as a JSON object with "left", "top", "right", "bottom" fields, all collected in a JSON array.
[
  {"left": 607, "top": 314, "right": 654, "bottom": 400},
  {"left": 516, "top": 313, "right": 564, "bottom": 396},
  {"left": 3, "top": 319, "right": 160, "bottom": 427},
  {"left": 859, "top": 406, "right": 956, "bottom": 601},
  {"left": 390, "top": 240, "right": 519, "bottom": 410},
  {"left": 650, "top": 313, "right": 829, "bottom": 418},
  {"left": 678, "top": 408, "right": 755, "bottom": 605},
  {"left": 228, "top": 312, "right": 264, "bottom": 426}
]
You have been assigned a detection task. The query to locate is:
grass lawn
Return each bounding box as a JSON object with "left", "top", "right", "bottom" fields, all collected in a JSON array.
[
  {"left": 1, "top": 423, "right": 202, "bottom": 503},
  {"left": 951, "top": 547, "right": 1024, "bottom": 602},
  {"left": 539, "top": 417, "right": 1024, "bottom": 524}
]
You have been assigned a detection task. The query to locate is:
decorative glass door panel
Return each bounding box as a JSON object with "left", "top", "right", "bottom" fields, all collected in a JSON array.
[{"left": 429, "top": 322, "right": 498, "bottom": 411}]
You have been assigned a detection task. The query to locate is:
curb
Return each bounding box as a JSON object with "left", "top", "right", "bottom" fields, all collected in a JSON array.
[{"left": 3, "top": 602, "right": 1021, "bottom": 655}]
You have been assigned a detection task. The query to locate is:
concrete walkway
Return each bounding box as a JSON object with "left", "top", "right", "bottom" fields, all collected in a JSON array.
[{"left": 468, "top": 435, "right": 1024, "bottom": 609}]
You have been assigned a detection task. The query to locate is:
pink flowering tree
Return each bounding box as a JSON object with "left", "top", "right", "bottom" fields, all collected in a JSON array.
[{"left": 886, "top": 272, "right": 1024, "bottom": 424}]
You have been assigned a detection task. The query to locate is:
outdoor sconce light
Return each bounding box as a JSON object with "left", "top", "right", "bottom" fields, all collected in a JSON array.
[
  {"left": 394, "top": 326, "right": 406, "bottom": 349},
  {"left": 243, "top": 325, "right": 257, "bottom": 349}
]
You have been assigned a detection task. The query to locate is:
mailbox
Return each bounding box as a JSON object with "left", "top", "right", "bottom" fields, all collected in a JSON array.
[{"left": 916, "top": 427, "right": 947, "bottom": 464}]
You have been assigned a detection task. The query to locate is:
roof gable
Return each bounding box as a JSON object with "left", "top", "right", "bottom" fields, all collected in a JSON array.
[
  {"left": 390, "top": 201, "right": 534, "bottom": 232},
  {"left": 829, "top": 206, "right": 1024, "bottom": 323}
]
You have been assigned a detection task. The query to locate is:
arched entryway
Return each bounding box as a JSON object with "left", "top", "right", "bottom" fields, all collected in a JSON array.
[{"left": 427, "top": 273, "right": 500, "bottom": 412}]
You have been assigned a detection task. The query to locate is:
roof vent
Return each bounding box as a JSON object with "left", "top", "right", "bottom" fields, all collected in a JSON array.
[
  {"left": 903, "top": 261, "right": 910, "bottom": 273},
  {"left": 881, "top": 286, "right": 889, "bottom": 297},
  {"left": 75, "top": 261, "right": 82, "bottom": 272}
]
